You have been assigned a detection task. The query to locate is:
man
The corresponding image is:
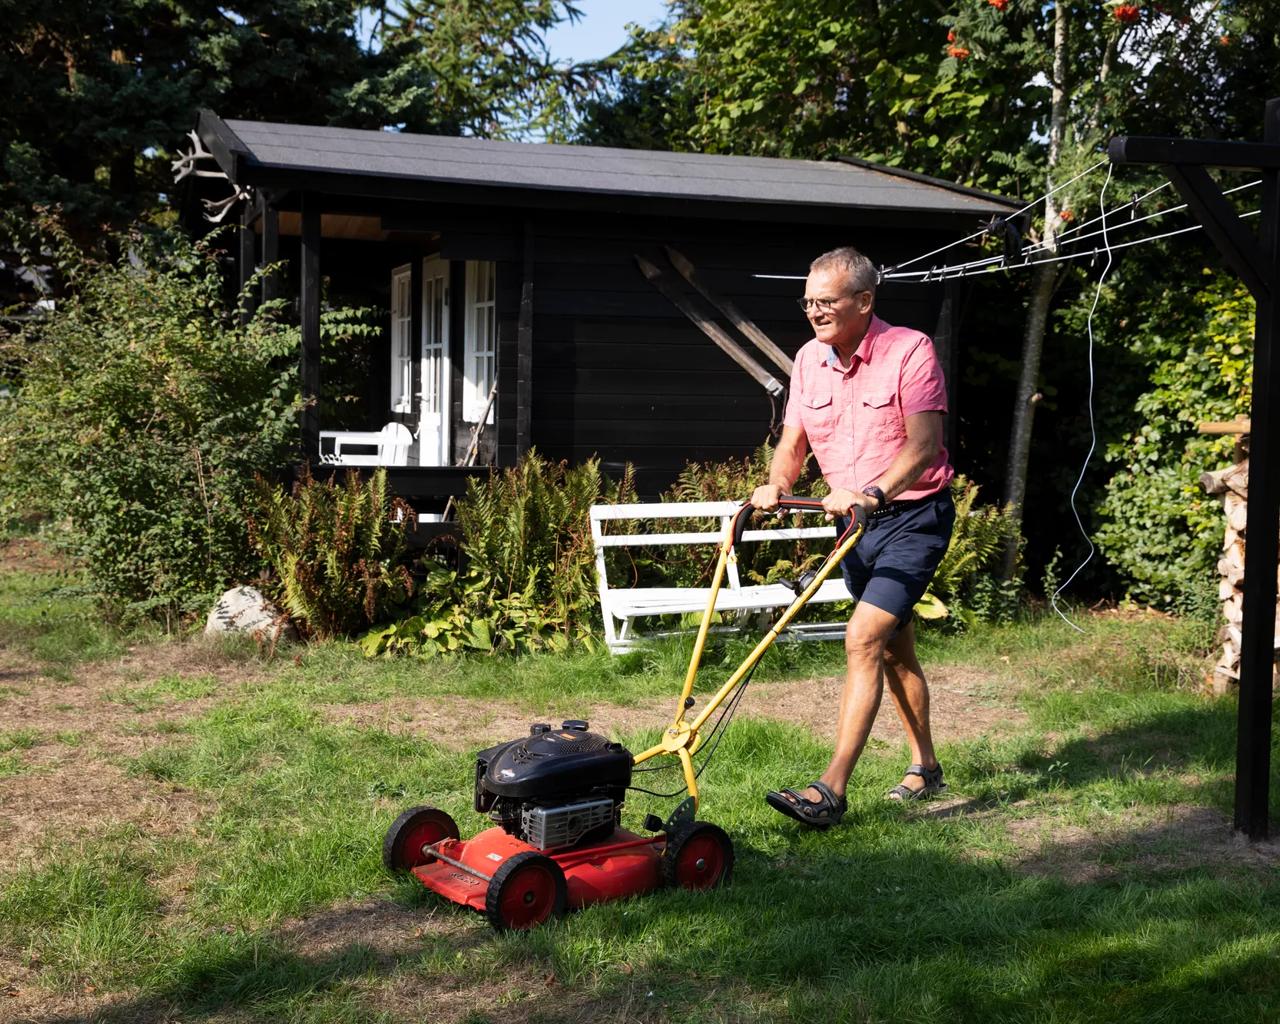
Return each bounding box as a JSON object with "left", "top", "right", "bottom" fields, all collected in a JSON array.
[{"left": 752, "top": 246, "right": 955, "bottom": 828}]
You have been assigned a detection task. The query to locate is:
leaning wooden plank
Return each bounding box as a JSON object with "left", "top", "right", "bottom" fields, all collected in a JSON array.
[
  {"left": 664, "top": 246, "right": 795, "bottom": 376},
  {"left": 1198, "top": 419, "right": 1251, "bottom": 434},
  {"left": 635, "top": 254, "right": 785, "bottom": 396}
]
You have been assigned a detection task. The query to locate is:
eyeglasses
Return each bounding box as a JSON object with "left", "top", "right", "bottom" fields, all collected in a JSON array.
[
  {"left": 797, "top": 296, "right": 846, "bottom": 313},
  {"left": 797, "top": 290, "right": 871, "bottom": 313}
]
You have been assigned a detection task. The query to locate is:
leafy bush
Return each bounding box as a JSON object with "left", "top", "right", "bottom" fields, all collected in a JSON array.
[
  {"left": 0, "top": 227, "right": 302, "bottom": 625},
  {"left": 458, "top": 450, "right": 618, "bottom": 634},
  {"left": 249, "top": 467, "right": 415, "bottom": 639},
  {"left": 363, "top": 451, "right": 632, "bottom": 658},
  {"left": 1094, "top": 274, "right": 1252, "bottom": 612},
  {"left": 926, "top": 475, "right": 1023, "bottom": 626}
]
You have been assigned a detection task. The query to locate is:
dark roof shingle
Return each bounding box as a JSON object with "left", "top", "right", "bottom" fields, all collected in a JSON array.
[{"left": 206, "top": 115, "right": 1016, "bottom": 216}]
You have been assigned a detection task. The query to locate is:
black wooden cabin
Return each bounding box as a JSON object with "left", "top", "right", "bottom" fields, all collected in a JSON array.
[{"left": 185, "top": 112, "right": 1017, "bottom": 510}]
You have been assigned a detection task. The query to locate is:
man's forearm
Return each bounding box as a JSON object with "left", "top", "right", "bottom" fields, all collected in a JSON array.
[
  {"left": 872, "top": 429, "right": 942, "bottom": 500},
  {"left": 874, "top": 445, "right": 935, "bottom": 501},
  {"left": 768, "top": 447, "right": 806, "bottom": 492}
]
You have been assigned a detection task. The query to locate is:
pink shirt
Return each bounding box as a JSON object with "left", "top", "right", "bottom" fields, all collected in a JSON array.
[{"left": 783, "top": 314, "right": 954, "bottom": 500}]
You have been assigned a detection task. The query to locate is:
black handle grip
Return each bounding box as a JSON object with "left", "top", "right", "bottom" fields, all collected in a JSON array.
[{"left": 732, "top": 496, "right": 866, "bottom": 547}]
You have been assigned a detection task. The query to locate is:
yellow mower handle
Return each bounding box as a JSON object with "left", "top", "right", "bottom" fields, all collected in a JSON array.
[{"left": 631, "top": 498, "right": 867, "bottom": 809}]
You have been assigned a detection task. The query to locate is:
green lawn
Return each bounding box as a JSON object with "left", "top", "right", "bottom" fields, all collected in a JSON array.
[{"left": 2, "top": 546, "right": 1278, "bottom": 1023}]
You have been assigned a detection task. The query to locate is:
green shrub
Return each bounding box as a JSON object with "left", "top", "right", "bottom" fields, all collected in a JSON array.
[
  {"left": 249, "top": 467, "right": 415, "bottom": 640},
  {"left": 363, "top": 451, "right": 632, "bottom": 658},
  {"left": 927, "top": 475, "right": 1023, "bottom": 626},
  {"left": 0, "top": 227, "right": 302, "bottom": 625},
  {"left": 1094, "top": 274, "right": 1252, "bottom": 612}
]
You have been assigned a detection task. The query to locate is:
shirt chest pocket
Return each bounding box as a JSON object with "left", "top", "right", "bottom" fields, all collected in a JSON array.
[
  {"left": 799, "top": 391, "right": 837, "bottom": 442},
  {"left": 861, "top": 391, "right": 905, "bottom": 443}
]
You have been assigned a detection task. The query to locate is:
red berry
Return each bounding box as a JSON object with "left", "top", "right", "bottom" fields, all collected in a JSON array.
[
  {"left": 948, "top": 45, "right": 971, "bottom": 59},
  {"left": 947, "top": 28, "right": 956, "bottom": 41},
  {"left": 1059, "top": 209, "right": 1075, "bottom": 222},
  {"left": 987, "top": 0, "right": 1008, "bottom": 10},
  {"left": 1113, "top": 4, "right": 1141, "bottom": 23}
]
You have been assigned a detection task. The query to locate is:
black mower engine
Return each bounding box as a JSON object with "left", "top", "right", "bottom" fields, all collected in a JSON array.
[{"left": 474, "top": 720, "right": 633, "bottom": 850}]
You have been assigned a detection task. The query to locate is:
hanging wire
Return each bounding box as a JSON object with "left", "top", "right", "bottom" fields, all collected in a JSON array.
[
  {"left": 1021, "top": 178, "right": 1261, "bottom": 261},
  {"left": 756, "top": 159, "right": 1114, "bottom": 284},
  {"left": 1049, "top": 163, "right": 1117, "bottom": 632},
  {"left": 880, "top": 204, "right": 1261, "bottom": 283},
  {"left": 1034, "top": 179, "right": 1173, "bottom": 253},
  {"left": 888, "top": 158, "right": 1111, "bottom": 273}
]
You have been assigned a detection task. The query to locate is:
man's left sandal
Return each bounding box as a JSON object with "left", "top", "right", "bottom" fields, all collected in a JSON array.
[
  {"left": 885, "top": 763, "right": 946, "bottom": 802},
  {"left": 765, "top": 780, "right": 847, "bottom": 828}
]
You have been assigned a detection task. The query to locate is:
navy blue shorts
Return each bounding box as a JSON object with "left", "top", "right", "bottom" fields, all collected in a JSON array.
[{"left": 836, "top": 490, "right": 955, "bottom": 626}]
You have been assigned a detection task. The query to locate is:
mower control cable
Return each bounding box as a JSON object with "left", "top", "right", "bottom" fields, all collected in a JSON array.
[{"left": 629, "top": 659, "right": 758, "bottom": 796}]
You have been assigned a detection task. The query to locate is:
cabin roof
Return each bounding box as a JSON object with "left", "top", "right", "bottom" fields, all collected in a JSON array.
[{"left": 197, "top": 112, "right": 1019, "bottom": 220}]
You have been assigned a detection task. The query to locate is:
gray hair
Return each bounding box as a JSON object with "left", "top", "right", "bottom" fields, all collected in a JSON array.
[{"left": 810, "top": 246, "right": 877, "bottom": 296}]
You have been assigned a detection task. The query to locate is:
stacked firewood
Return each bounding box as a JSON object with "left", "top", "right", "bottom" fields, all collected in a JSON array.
[{"left": 1200, "top": 446, "right": 1262, "bottom": 694}]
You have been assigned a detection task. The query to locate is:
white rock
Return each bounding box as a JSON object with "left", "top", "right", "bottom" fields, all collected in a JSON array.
[{"left": 205, "top": 586, "right": 298, "bottom": 643}]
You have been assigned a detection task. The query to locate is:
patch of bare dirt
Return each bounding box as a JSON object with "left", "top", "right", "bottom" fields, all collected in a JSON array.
[
  {"left": 0, "top": 536, "right": 70, "bottom": 575},
  {"left": 953, "top": 802, "right": 1280, "bottom": 884},
  {"left": 323, "top": 695, "right": 669, "bottom": 752},
  {"left": 0, "top": 759, "right": 209, "bottom": 876},
  {"left": 740, "top": 665, "right": 1024, "bottom": 746},
  {"left": 0, "top": 632, "right": 273, "bottom": 877},
  {"left": 322, "top": 663, "right": 1025, "bottom": 754}
]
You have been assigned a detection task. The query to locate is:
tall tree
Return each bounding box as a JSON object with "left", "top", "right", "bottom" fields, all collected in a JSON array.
[
  {"left": 353, "top": 0, "right": 593, "bottom": 139},
  {"left": 0, "top": 0, "right": 590, "bottom": 307}
]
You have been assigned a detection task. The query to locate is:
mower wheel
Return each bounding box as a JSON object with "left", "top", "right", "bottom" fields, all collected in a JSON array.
[
  {"left": 485, "top": 852, "right": 567, "bottom": 931},
  {"left": 382, "top": 806, "right": 460, "bottom": 872},
  {"left": 662, "top": 821, "right": 734, "bottom": 890}
]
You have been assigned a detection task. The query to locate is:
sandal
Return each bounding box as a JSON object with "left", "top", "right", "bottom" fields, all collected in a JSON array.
[
  {"left": 885, "top": 763, "right": 946, "bottom": 802},
  {"left": 765, "top": 780, "right": 847, "bottom": 828}
]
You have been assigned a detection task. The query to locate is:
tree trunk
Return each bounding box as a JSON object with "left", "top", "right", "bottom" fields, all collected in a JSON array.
[
  {"left": 1002, "top": 260, "right": 1060, "bottom": 575},
  {"left": 1001, "top": 0, "right": 1069, "bottom": 578}
]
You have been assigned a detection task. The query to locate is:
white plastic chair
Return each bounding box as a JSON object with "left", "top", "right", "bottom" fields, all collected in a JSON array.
[{"left": 319, "top": 422, "right": 413, "bottom": 466}]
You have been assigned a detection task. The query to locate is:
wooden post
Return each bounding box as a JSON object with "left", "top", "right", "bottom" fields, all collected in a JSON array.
[
  {"left": 1234, "top": 97, "right": 1280, "bottom": 838},
  {"left": 300, "top": 196, "right": 321, "bottom": 464},
  {"left": 238, "top": 202, "right": 257, "bottom": 324},
  {"left": 517, "top": 220, "right": 534, "bottom": 456},
  {"left": 261, "top": 198, "right": 280, "bottom": 306},
  {"left": 1110, "top": 99, "right": 1280, "bottom": 838},
  {"left": 934, "top": 279, "right": 960, "bottom": 457}
]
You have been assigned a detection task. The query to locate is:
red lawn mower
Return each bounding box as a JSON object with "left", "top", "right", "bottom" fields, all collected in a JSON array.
[{"left": 382, "top": 498, "right": 865, "bottom": 930}]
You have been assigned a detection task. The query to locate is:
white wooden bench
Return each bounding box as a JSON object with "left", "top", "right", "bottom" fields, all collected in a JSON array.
[{"left": 590, "top": 500, "right": 852, "bottom": 653}]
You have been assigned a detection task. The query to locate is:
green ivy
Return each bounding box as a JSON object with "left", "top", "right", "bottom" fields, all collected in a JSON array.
[{"left": 1095, "top": 272, "right": 1253, "bottom": 612}]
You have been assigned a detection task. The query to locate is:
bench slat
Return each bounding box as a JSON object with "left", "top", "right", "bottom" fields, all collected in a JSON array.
[
  {"left": 590, "top": 501, "right": 848, "bottom": 652},
  {"left": 604, "top": 580, "right": 850, "bottom": 619},
  {"left": 593, "top": 526, "right": 835, "bottom": 548}
]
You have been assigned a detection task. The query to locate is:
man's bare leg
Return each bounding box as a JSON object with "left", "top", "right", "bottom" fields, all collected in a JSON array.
[
  {"left": 881, "top": 619, "right": 940, "bottom": 795},
  {"left": 791, "top": 601, "right": 900, "bottom": 803}
]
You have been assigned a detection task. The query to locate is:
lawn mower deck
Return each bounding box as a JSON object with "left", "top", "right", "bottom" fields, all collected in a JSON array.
[{"left": 383, "top": 719, "right": 732, "bottom": 930}]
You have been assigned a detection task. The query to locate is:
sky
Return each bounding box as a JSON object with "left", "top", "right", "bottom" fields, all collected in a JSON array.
[{"left": 543, "top": 0, "right": 671, "bottom": 63}]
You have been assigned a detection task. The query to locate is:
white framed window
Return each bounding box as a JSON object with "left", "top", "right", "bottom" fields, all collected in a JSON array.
[
  {"left": 462, "top": 260, "right": 496, "bottom": 424},
  {"left": 389, "top": 264, "right": 413, "bottom": 414}
]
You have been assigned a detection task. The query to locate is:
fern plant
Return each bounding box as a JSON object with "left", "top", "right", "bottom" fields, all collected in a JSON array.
[
  {"left": 249, "top": 466, "right": 415, "bottom": 639},
  {"left": 457, "top": 450, "right": 613, "bottom": 634},
  {"left": 923, "top": 475, "right": 1023, "bottom": 625}
]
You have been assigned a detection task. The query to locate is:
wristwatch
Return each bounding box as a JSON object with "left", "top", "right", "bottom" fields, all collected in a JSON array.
[{"left": 861, "top": 485, "right": 886, "bottom": 509}]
